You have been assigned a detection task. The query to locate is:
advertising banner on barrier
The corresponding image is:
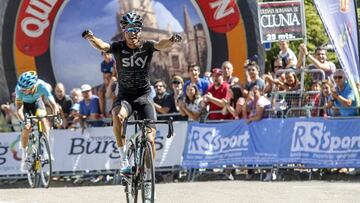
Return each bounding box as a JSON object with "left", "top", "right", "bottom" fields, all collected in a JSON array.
[
  {"left": 258, "top": 1, "right": 306, "bottom": 43},
  {"left": 0, "top": 122, "right": 187, "bottom": 175},
  {"left": 182, "top": 118, "right": 360, "bottom": 168}
]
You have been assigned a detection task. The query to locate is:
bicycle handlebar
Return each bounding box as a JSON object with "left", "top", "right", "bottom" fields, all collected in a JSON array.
[
  {"left": 126, "top": 117, "right": 174, "bottom": 138},
  {"left": 24, "top": 113, "right": 62, "bottom": 126}
]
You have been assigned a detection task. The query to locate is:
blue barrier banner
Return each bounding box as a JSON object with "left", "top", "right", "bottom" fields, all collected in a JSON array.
[{"left": 182, "top": 118, "right": 360, "bottom": 168}]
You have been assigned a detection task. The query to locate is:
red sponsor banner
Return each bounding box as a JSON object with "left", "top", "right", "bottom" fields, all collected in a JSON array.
[
  {"left": 197, "top": 0, "right": 240, "bottom": 33},
  {"left": 15, "top": 0, "right": 64, "bottom": 56}
]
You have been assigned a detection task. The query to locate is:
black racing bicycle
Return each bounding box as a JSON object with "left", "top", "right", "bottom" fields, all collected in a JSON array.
[
  {"left": 24, "top": 113, "right": 61, "bottom": 188},
  {"left": 121, "top": 118, "right": 174, "bottom": 203}
]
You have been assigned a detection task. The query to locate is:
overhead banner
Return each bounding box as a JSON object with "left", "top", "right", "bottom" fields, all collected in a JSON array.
[
  {"left": 258, "top": 0, "right": 306, "bottom": 43},
  {"left": 314, "top": 0, "right": 360, "bottom": 105},
  {"left": 182, "top": 118, "right": 360, "bottom": 168},
  {"left": 0, "top": 122, "right": 187, "bottom": 175}
]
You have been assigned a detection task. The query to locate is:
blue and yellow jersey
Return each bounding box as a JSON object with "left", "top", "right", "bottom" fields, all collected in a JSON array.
[{"left": 15, "top": 79, "right": 55, "bottom": 104}]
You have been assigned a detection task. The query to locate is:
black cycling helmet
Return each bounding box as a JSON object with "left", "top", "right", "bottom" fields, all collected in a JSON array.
[{"left": 120, "top": 12, "right": 143, "bottom": 30}]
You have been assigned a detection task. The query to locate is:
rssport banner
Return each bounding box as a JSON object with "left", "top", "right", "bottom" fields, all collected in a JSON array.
[
  {"left": 314, "top": 0, "right": 360, "bottom": 84},
  {"left": 182, "top": 118, "right": 360, "bottom": 168},
  {"left": 258, "top": 1, "right": 306, "bottom": 43},
  {"left": 0, "top": 122, "right": 187, "bottom": 175}
]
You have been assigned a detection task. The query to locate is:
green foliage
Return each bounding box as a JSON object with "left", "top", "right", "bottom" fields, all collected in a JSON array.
[{"left": 264, "top": 0, "right": 339, "bottom": 72}]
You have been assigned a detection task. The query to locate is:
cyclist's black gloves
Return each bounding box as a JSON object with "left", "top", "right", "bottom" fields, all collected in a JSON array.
[
  {"left": 170, "top": 33, "right": 182, "bottom": 42},
  {"left": 82, "top": 30, "right": 93, "bottom": 39}
]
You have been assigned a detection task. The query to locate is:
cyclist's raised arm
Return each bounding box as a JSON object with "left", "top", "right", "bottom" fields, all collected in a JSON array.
[
  {"left": 82, "top": 30, "right": 110, "bottom": 52},
  {"left": 154, "top": 33, "right": 182, "bottom": 51}
]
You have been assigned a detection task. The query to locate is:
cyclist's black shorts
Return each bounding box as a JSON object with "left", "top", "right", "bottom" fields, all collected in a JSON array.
[
  {"left": 23, "top": 98, "right": 46, "bottom": 116},
  {"left": 112, "top": 92, "right": 157, "bottom": 127}
]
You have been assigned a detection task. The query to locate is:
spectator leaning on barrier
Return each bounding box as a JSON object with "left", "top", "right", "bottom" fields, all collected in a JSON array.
[
  {"left": 54, "top": 82, "right": 73, "bottom": 128},
  {"left": 297, "top": 44, "right": 336, "bottom": 81},
  {"left": 178, "top": 83, "right": 203, "bottom": 121},
  {"left": 278, "top": 40, "right": 297, "bottom": 70},
  {"left": 153, "top": 79, "right": 176, "bottom": 119},
  {"left": 79, "top": 84, "right": 102, "bottom": 127},
  {"left": 221, "top": 61, "right": 239, "bottom": 87},
  {"left": 203, "top": 68, "right": 233, "bottom": 120},
  {"left": 245, "top": 85, "right": 271, "bottom": 123},
  {"left": 1, "top": 92, "right": 21, "bottom": 132},
  {"left": 183, "top": 63, "right": 209, "bottom": 96},
  {"left": 328, "top": 70, "right": 358, "bottom": 117}
]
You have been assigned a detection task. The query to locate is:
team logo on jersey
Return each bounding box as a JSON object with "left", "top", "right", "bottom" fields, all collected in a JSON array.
[{"left": 122, "top": 56, "right": 148, "bottom": 69}]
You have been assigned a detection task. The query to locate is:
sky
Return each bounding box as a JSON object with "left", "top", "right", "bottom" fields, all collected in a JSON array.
[{"left": 52, "top": 0, "right": 202, "bottom": 92}]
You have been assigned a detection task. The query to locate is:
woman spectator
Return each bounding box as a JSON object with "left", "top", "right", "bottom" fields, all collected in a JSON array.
[
  {"left": 178, "top": 84, "right": 203, "bottom": 121},
  {"left": 245, "top": 85, "right": 271, "bottom": 123}
]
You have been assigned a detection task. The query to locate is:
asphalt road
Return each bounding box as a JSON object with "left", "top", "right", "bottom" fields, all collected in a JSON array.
[{"left": 1, "top": 181, "right": 360, "bottom": 203}]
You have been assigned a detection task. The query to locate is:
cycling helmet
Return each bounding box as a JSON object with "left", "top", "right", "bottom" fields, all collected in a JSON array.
[
  {"left": 18, "top": 71, "right": 38, "bottom": 89},
  {"left": 120, "top": 12, "right": 143, "bottom": 29}
]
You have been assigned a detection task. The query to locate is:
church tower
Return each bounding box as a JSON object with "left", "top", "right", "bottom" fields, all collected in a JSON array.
[{"left": 183, "top": 5, "right": 197, "bottom": 64}]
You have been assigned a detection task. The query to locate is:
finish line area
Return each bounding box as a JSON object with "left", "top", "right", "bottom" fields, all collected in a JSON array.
[{"left": 1, "top": 181, "right": 360, "bottom": 203}]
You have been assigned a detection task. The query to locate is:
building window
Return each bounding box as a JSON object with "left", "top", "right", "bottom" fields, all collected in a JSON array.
[{"left": 171, "top": 55, "right": 180, "bottom": 69}]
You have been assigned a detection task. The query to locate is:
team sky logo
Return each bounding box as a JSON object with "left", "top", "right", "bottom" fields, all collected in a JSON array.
[
  {"left": 122, "top": 50, "right": 148, "bottom": 69},
  {"left": 291, "top": 122, "right": 360, "bottom": 153}
]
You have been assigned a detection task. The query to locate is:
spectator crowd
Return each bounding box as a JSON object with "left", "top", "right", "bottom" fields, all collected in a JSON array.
[{"left": 1, "top": 40, "right": 360, "bottom": 133}]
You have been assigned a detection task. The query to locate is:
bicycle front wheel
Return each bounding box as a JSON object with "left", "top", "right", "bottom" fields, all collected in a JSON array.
[
  {"left": 26, "top": 136, "right": 39, "bottom": 188},
  {"left": 141, "top": 141, "right": 155, "bottom": 203},
  {"left": 125, "top": 140, "right": 138, "bottom": 203},
  {"left": 39, "top": 134, "right": 52, "bottom": 188}
]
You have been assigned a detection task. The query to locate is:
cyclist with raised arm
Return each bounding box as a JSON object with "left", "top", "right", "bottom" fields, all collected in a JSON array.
[
  {"left": 15, "top": 71, "right": 60, "bottom": 170},
  {"left": 82, "top": 11, "right": 181, "bottom": 196}
]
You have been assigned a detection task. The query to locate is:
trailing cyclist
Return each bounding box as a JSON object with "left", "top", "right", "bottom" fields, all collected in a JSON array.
[
  {"left": 15, "top": 71, "right": 60, "bottom": 171},
  {"left": 82, "top": 11, "right": 181, "bottom": 199}
]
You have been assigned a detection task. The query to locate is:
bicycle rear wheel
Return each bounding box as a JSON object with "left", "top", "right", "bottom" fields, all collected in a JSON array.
[
  {"left": 26, "top": 136, "right": 39, "bottom": 188},
  {"left": 39, "top": 134, "right": 52, "bottom": 188},
  {"left": 141, "top": 141, "right": 155, "bottom": 203},
  {"left": 125, "top": 140, "right": 138, "bottom": 203}
]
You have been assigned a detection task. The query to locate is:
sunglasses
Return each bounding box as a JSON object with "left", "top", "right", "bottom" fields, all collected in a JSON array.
[
  {"left": 124, "top": 27, "right": 141, "bottom": 33},
  {"left": 334, "top": 76, "right": 343, "bottom": 80},
  {"left": 172, "top": 81, "right": 181, "bottom": 85}
]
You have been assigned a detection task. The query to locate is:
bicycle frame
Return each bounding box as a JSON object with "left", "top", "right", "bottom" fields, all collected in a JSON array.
[
  {"left": 122, "top": 118, "right": 174, "bottom": 203},
  {"left": 25, "top": 114, "right": 59, "bottom": 188}
]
